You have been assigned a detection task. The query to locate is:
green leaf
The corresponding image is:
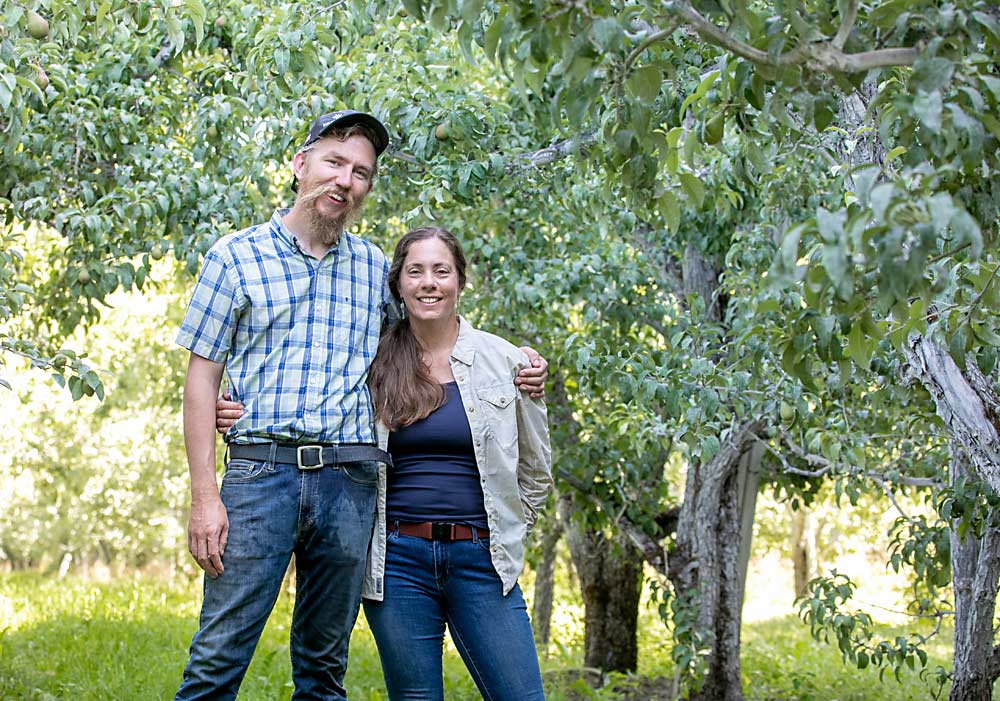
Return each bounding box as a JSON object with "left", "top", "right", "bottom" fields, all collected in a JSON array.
[
  {"left": 626, "top": 65, "right": 662, "bottom": 105},
  {"left": 678, "top": 70, "right": 719, "bottom": 120},
  {"left": 165, "top": 11, "right": 184, "bottom": 53},
  {"left": 679, "top": 173, "right": 705, "bottom": 208},
  {"left": 483, "top": 7, "right": 505, "bottom": 60},
  {"left": 659, "top": 191, "right": 680, "bottom": 231},
  {"left": 912, "top": 91, "right": 942, "bottom": 131},
  {"left": 910, "top": 56, "right": 953, "bottom": 94},
  {"left": 14, "top": 75, "right": 45, "bottom": 103},
  {"left": 814, "top": 98, "right": 835, "bottom": 131},
  {"left": 848, "top": 320, "right": 872, "bottom": 369},
  {"left": 402, "top": 0, "right": 424, "bottom": 21},
  {"left": 590, "top": 18, "right": 623, "bottom": 52},
  {"left": 184, "top": 0, "right": 207, "bottom": 45},
  {"left": 460, "top": 0, "right": 484, "bottom": 23},
  {"left": 950, "top": 209, "right": 983, "bottom": 257}
]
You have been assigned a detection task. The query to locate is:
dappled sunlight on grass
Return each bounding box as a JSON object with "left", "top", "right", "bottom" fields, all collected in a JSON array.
[{"left": 1, "top": 569, "right": 956, "bottom": 700}]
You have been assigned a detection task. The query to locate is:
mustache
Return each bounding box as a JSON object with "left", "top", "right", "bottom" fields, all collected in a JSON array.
[{"left": 298, "top": 185, "right": 356, "bottom": 209}]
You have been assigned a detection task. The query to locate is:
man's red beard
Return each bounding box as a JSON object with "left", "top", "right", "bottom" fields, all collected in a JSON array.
[{"left": 296, "top": 183, "right": 364, "bottom": 247}]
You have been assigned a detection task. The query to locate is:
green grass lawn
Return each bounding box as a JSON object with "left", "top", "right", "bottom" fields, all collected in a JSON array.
[{"left": 0, "top": 572, "right": 952, "bottom": 700}]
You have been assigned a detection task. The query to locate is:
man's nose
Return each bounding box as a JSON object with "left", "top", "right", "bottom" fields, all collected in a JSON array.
[{"left": 333, "top": 168, "right": 352, "bottom": 188}]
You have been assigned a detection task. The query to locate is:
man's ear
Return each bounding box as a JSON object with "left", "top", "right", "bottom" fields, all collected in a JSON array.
[
  {"left": 292, "top": 151, "right": 307, "bottom": 181},
  {"left": 366, "top": 179, "right": 374, "bottom": 194}
]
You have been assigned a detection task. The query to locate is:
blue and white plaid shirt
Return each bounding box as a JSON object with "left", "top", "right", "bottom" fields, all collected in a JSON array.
[{"left": 176, "top": 209, "right": 392, "bottom": 445}]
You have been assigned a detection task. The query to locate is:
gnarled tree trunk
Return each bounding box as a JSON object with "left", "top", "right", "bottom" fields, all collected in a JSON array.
[
  {"left": 902, "top": 336, "right": 1000, "bottom": 698},
  {"left": 530, "top": 514, "right": 563, "bottom": 655},
  {"left": 668, "top": 422, "right": 763, "bottom": 701},
  {"left": 560, "top": 496, "right": 642, "bottom": 673},
  {"left": 790, "top": 507, "right": 815, "bottom": 599},
  {"left": 949, "top": 445, "right": 1000, "bottom": 701}
]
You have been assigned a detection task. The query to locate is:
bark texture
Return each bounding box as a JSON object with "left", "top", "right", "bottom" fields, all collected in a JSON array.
[
  {"left": 560, "top": 498, "right": 643, "bottom": 673},
  {"left": 949, "top": 445, "right": 1000, "bottom": 701},
  {"left": 790, "top": 507, "right": 815, "bottom": 598},
  {"left": 668, "top": 421, "right": 763, "bottom": 701},
  {"left": 902, "top": 336, "right": 1000, "bottom": 493},
  {"left": 900, "top": 335, "right": 1000, "bottom": 698},
  {"left": 530, "top": 515, "right": 563, "bottom": 654}
]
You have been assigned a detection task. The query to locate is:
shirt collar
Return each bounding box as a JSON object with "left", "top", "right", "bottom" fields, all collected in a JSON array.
[
  {"left": 269, "top": 209, "right": 298, "bottom": 254},
  {"left": 451, "top": 316, "right": 476, "bottom": 366},
  {"left": 270, "top": 208, "right": 350, "bottom": 258}
]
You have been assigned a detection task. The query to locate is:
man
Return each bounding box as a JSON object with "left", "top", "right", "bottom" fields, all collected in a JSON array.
[{"left": 174, "top": 110, "right": 546, "bottom": 701}]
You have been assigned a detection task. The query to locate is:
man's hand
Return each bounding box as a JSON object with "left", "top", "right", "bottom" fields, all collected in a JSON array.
[
  {"left": 216, "top": 390, "right": 245, "bottom": 435},
  {"left": 188, "top": 495, "right": 229, "bottom": 578},
  {"left": 516, "top": 346, "right": 548, "bottom": 399}
]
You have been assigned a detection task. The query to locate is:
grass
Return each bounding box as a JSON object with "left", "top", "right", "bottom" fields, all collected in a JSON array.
[{"left": 0, "top": 572, "right": 953, "bottom": 700}]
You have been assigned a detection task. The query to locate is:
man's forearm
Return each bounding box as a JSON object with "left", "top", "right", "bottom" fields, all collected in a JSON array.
[{"left": 183, "top": 355, "right": 226, "bottom": 501}]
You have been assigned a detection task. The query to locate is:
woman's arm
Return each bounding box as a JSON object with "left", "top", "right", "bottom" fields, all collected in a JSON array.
[{"left": 515, "top": 389, "right": 553, "bottom": 531}]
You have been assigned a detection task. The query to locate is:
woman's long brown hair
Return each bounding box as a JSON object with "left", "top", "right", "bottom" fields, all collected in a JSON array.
[{"left": 367, "top": 226, "right": 467, "bottom": 429}]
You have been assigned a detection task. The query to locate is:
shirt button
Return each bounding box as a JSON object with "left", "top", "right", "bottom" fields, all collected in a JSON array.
[
  {"left": 467, "top": 406, "right": 475, "bottom": 413},
  {"left": 313, "top": 341, "right": 320, "bottom": 348}
]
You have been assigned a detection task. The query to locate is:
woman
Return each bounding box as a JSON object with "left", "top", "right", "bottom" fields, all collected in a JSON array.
[
  {"left": 362, "top": 226, "right": 551, "bottom": 701},
  {"left": 216, "top": 226, "right": 552, "bottom": 700}
]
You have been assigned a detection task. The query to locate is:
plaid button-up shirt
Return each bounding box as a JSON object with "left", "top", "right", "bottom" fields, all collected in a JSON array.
[{"left": 176, "top": 209, "right": 392, "bottom": 445}]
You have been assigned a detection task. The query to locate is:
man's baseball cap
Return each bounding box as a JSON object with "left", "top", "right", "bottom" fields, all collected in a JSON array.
[{"left": 301, "top": 110, "right": 390, "bottom": 155}]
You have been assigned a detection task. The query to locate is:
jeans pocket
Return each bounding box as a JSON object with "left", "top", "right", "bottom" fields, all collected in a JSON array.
[
  {"left": 222, "top": 458, "right": 270, "bottom": 484},
  {"left": 475, "top": 536, "right": 492, "bottom": 554},
  {"left": 341, "top": 459, "right": 378, "bottom": 486}
]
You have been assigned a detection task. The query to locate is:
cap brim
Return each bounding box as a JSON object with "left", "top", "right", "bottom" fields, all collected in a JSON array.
[{"left": 319, "top": 113, "right": 390, "bottom": 155}]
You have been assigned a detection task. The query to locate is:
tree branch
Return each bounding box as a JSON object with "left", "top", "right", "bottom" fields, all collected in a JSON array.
[
  {"left": 662, "top": 0, "right": 920, "bottom": 74},
  {"left": 765, "top": 428, "right": 943, "bottom": 488},
  {"left": 555, "top": 466, "right": 670, "bottom": 575},
  {"left": 833, "top": 0, "right": 858, "bottom": 50},
  {"left": 511, "top": 129, "right": 599, "bottom": 170}
]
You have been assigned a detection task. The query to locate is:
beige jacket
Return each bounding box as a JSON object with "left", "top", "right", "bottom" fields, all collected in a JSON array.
[{"left": 362, "top": 316, "right": 553, "bottom": 599}]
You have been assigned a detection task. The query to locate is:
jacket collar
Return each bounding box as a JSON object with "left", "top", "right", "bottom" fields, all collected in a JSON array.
[{"left": 451, "top": 316, "right": 476, "bottom": 366}]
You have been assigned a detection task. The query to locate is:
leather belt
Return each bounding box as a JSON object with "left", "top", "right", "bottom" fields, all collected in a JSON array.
[
  {"left": 228, "top": 442, "right": 392, "bottom": 470},
  {"left": 396, "top": 522, "right": 489, "bottom": 542}
]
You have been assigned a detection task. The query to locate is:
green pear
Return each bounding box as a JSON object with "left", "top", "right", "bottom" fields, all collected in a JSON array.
[{"left": 26, "top": 10, "right": 49, "bottom": 40}]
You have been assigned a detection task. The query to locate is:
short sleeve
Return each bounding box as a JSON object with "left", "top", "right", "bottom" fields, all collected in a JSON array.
[{"left": 175, "top": 247, "right": 243, "bottom": 362}]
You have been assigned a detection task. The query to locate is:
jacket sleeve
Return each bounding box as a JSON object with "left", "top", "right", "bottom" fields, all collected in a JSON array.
[{"left": 515, "top": 389, "right": 553, "bottom": 532}]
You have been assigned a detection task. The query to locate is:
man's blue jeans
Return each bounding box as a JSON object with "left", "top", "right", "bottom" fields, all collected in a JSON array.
[
  {"left": 175, "top": 456, "right": 379, "bottom": 701},
  {"left": 362, "top": 527, "right": 545, "bottom": 701}
]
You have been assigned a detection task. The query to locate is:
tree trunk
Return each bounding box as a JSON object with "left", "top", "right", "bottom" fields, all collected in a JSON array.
[
  {"left": 531, "top": 515, "right": 563, "bottom": 655},
  {"left": 668, "top": 421, "right": 763, "bottom": 701},
  {"left": 901, "top": 337, "right": 1000, "bottom": 697},
  {"left": 902, "top": 336, "right": 1000, "bottom": 493},
  {"left": 949, "top": 444, "right": 1000, "bottom": 701},
  {"left": 789, "top": 506, "right": 814, "bottom": 599},
  {"left": 560, "top": 497, "right": 642, "bottom": 673}
]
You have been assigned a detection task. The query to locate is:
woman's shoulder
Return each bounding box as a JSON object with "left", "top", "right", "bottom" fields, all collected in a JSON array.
[{"left": 465, "top": 324, "right": 528, "bottom": 366}]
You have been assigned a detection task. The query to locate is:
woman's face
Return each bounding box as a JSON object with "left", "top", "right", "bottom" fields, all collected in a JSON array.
[{"left": 399, "top": 237, "right": 461, "bottom": 324}]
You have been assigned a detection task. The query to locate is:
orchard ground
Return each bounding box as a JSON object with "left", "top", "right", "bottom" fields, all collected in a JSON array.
[{"left": 0, "top": 543, "right": 955, "bottom": 701}]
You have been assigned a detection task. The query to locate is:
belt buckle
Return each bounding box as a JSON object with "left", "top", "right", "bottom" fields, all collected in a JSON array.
[
  {"left": 297, "top": 445, "right": 324, "bottom": 470},
  {"left": 431, "top": 523, "right": 454, "bottom": 541}
]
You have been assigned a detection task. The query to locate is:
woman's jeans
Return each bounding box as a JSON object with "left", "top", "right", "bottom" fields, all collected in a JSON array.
[
  {"left": 175, "top": 457, "right": 379, "bottom": 701},
  {"left": 363, "top": 527, "right": 545, "bottom": 701}
]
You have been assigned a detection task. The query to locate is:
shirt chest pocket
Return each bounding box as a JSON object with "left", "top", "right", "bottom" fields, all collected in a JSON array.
[{"left": 476, "top": 382, "right": 518, "bottom": 454}]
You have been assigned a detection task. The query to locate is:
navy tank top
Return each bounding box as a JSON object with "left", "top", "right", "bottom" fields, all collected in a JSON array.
[{"left": 386, "top": 382, "right": 488, "bottom": 528}]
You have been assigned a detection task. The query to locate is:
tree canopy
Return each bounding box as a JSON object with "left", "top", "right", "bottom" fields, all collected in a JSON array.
[{"left": 2, "top": 0, "right": 999, "bottom": 697}]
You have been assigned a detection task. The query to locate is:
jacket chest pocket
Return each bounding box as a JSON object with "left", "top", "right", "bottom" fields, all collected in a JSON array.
[{"left": 476, "top": 382, "right": 518, "bottom": 454}]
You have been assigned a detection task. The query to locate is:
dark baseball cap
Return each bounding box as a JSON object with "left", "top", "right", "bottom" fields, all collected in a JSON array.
[{"left": 302, "top": 110, "right": 390, "bottom": 155}]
